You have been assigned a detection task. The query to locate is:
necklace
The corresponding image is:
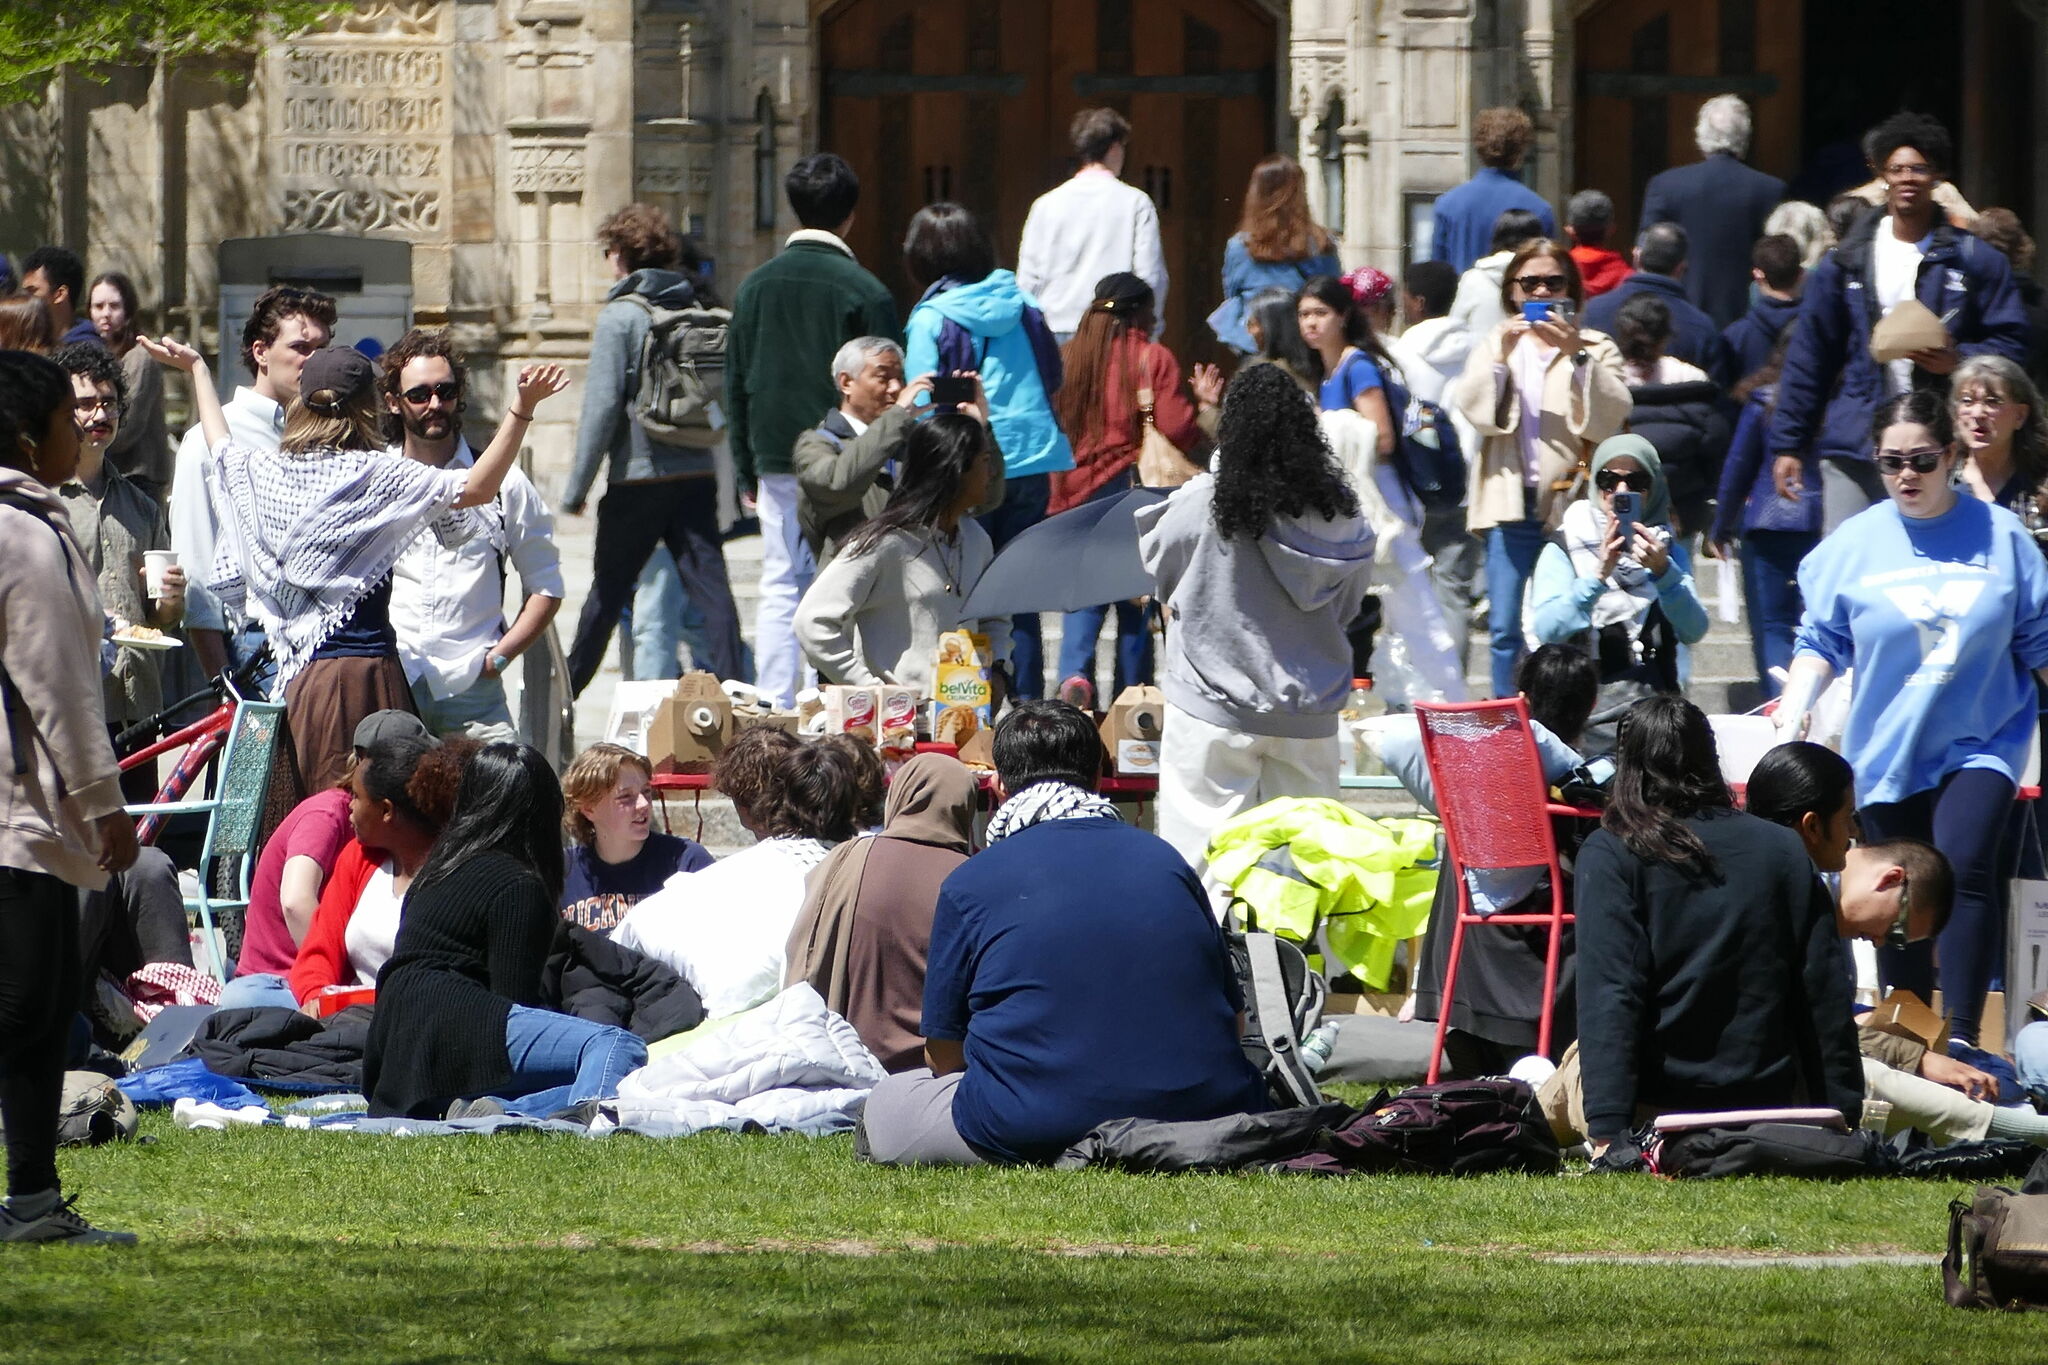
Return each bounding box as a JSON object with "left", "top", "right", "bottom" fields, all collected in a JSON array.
[{"left": 924, "top": 528, "right": 965, "bottom": 595}]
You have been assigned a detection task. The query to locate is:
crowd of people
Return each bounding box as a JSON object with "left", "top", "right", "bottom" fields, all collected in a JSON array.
[{"left": 9, "top": 90, "right": 2048, "bottom": 1242}]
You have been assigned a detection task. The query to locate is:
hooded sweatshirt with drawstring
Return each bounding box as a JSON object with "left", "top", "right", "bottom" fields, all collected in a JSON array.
[
  {"left": 1137, "top": 473, "right": 1377, "bottom": 739},
  {"left": 903, "top": 270, "right": 1073, "bottom": 480},
  {"left": 0, "top": 467, "right": 125, "bottom": 891}
]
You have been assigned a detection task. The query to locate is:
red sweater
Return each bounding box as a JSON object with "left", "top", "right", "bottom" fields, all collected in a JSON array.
[
  {"left": 287, "top": 838, "right": 381, "bottom": 1004},
  {"left": 1048, "top": 335, "right": 1204, "bottom": 514},
  {"left": 1572, "top": 245, "right": 1633, "bottom": 299}
]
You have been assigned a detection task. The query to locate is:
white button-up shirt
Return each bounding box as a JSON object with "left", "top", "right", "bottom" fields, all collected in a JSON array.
[
  {"left": 389, "top": 438, "right": 566, "bottom": 700},
  {"left": 168, "top": 386, "right": 284, "bottom": 631}
]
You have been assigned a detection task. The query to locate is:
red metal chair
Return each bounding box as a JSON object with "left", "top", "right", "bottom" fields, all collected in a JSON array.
[{"left": 1414, "top": 698, "right": 1595, "bottom": 1082}]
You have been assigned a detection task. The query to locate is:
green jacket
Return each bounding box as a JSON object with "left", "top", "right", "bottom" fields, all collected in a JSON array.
[{"left": 727, "top": 235, "right": 900, "bottom": 485}]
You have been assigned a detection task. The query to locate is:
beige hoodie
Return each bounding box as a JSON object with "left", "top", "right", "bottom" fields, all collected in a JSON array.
[{"left": 0, "top": 467, "right": 123, "bottom": 890}]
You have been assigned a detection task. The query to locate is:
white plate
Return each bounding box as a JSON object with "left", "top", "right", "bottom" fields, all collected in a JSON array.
[{"left": 111, "top": 632, "right": 182, "bottom": 651}]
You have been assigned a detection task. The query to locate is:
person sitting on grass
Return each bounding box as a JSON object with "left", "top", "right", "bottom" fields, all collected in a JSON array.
[
  {"left": 612, "top": 729, "right": 861, "bottom": 1019},
  {"left": 1539, "top": 696, "right": 1864, "bottom": 1164},
  {"left": 786, "top": 752, "right": 981, "bottom": 1072},
  {"left": 281, "top": 734, "right": 476, "bottom": 1011},
  {"left": 365, "top": 743, "right": 648, "bottom": 1120},
  {"left": 221, "top": 710, "right": 429, "bottom": 1008},
  {"left": 558, "top": 742, "right": 711, "bottom": 932},
  {"left": 1745, "top": 741, "right": 2048, "bottom": 1146},
  {"left": 857, "top": 701, "right": 1266, "bottom": 1167}
]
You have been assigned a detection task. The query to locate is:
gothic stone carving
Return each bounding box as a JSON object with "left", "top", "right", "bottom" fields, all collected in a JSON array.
[
  {"left": 316, "top": 0, "right": 446, "bottom": 39},
  {"left": 283, "top": 188, "right": 443, "bottom": 233}
]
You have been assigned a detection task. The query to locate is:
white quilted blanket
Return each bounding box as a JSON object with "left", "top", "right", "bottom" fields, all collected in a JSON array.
[{"left": 604, "top": 984, "right": 886, "bottom": 1136}]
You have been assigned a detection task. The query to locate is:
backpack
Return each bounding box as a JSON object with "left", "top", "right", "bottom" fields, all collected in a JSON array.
[
  {"left": 1386, "top": 376, "right": 1466, "bottom": 511},
  {"left": 1227, "top": 928, "right": 1327, "bottom": 1108},
  {"left": 1946, "top": 1166, "right": 2048, "bottom": 1310},
  {"left": 621, "top": 294, "right": 730, "bottom": 449},
  {"left": 1280, "top": 1078, "right": 1562, "bottom": 1176}
]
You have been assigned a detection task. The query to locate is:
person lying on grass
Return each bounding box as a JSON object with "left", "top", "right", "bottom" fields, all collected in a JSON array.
[
  {"left": 857, "top": 700, "right": 1267, "bottom": 1167},
  {"left": 1747, "top": 740, "right": 2048, "bottom": 1147}
]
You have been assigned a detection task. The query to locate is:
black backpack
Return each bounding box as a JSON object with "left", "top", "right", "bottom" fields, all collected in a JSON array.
[
  {"left": 1280, "top": 1078, "right": 1562, "bottom": 1176},
  {"left": 1226, "top": 929, "right": 1327, "bottom": 1109}
]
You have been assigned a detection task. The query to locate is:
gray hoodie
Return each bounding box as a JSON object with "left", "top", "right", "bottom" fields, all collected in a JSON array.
[
  {"left": 1137, "top": 474, "right": 1376, "bottom": 739},
  {"left": 563, "top": 268, "right": 714, "bottom": 510}
]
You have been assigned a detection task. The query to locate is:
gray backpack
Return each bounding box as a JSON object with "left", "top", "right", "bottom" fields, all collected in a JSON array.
[
  {"left": 623, "top": 294, "right": 730, "bottom": 449},
  {"left": 1227, "top": 928, "right": 1328, "bottom": 1108}
]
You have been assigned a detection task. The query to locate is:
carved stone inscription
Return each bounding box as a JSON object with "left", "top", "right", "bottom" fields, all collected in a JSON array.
[{"left": 276, "top": 7, "right": 450, "bottom": 238}]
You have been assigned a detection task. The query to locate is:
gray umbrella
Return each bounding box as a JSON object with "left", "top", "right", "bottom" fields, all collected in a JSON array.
[{"left": 961, "top": 486, "right": 1171, "bottom": 618}]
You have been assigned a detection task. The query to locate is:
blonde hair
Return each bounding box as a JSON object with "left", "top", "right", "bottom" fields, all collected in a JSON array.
[
  {"left": 280, "top": 385, "right": 386, "bottom": 454},
  {"left": 560, "top": 742, "right": 654, "bottom": 846}
]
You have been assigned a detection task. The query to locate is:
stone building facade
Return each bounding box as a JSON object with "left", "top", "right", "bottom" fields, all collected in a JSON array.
[{"left": 3, "top": 0, "right": 2040, "bottom": 480}]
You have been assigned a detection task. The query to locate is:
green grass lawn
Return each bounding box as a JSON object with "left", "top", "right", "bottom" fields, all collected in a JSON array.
[{"left": 4, "top": 1109, "right": 2037, "bottom": 1362}]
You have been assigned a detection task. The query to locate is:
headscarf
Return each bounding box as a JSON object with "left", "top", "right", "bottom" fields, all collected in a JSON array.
[
  {"left": 1559, "top": 433, "right": 1675, "bottom": 634},
  {"left": 784, "top": 754, "right": 979, "bottom": 1021}
]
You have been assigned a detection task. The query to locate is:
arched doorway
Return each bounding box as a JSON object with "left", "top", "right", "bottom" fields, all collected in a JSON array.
[
  {"left": 818, "top": 0, "right": 1278, "bottom": 360},
  {"left": 1573, "top": 0, "right": 2043, "bottom": 250}
]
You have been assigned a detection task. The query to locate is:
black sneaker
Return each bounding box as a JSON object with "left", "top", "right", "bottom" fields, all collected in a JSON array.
[{"left": 0, "top": 1195, "right": 138, "bottom": 1246}]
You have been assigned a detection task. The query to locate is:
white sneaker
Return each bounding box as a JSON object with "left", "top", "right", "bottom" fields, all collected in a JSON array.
[{"left": 1508, "top": 1054, "right": 1558, "bottom": 1087}]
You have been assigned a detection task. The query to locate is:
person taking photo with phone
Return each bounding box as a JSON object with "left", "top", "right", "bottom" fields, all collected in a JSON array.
[
  {"left": 1451, "top": 239, "right": 1632, "bottom": 698},
  {"left": 1526, "top": 434, "right": 1706, "bottom": 754}
]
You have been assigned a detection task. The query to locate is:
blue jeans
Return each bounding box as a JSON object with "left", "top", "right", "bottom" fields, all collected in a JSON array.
[
  {"left": 1484, "top": 519, "right": 1547, "bottom": 699},
  {"left": 493, "top": 1004, "right": 648, "bottom": 1117},
  {"left": 1058, "top": 600, "right": 1153, "bottom": 700},
  {"left": 409, "top": 672, "right": 516, "bottom": 741},
  {"left": 217, "top": 973, "right": 299, "bottom": 1011},
  {"left": 975, "top": 472, "right": 1051, "bottom": 700},
  {"left": 1739, "top": 530, "right": 1815, "bottom": 699},
  {"left": 229, "top": 621, "right": 278, "bottom": 699}
]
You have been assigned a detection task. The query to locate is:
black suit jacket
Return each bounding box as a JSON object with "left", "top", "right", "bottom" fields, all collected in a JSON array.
[{"left": 1640, "top": 152, "right": 1786, "bottom": 330}]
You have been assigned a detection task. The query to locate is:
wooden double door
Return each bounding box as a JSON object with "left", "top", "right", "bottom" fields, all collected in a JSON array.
[{"left": 820, "top": 0, "right": 1277, "bottom": 362}]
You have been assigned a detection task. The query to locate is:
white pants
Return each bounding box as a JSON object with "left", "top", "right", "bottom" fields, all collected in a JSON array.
[
  {"left": 1156, "top": 704, "right": 1339, "bottom": 876},
  {"left": 753, "top": 473, "right": 815, "bottom": 708}
]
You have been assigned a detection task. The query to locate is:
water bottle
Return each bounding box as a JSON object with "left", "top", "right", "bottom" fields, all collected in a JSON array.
[{"left": 1300, "top": 1020, "right": 1342, "bottom": 1074}]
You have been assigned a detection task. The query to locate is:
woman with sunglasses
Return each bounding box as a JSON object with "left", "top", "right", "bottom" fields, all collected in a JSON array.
[
  {"left": 1778, "top": 389, "right": 2048, "bottom": 1049},
  {"left": 1451, "top": 239, "right": 1631, "bottom": 699},
  {"left": 1528, "top": 434, "right": 1707, "bottom": 755}
]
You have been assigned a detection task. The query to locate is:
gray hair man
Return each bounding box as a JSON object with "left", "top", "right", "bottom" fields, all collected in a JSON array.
[{"left": 1638, "top": 93, "right": 1787, "bottom": 328}]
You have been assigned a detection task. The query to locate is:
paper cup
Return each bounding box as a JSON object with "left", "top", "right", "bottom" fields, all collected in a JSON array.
[{"left": 143, "top": 549, "right": 178, "bottom": 598}]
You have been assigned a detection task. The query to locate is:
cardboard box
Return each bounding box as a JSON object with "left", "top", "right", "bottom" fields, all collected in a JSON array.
[
  {"left": 646, "top": 672, "right": 733, "bottom": 774},
  {"left": 731, "top": 707, "right": 800, "bottom": 737},
  {"left": 822, "top": 685, "right": 879, "bottom": 744},
  {"left": 878, "top": 685, "right": 918, "bottom": 767},
  {"left": 1865, "top": 990, "right": 1944, "bottom": 1049},
  {"left": 1099, "top": 685, "right": 1165, "bottom": 776}
]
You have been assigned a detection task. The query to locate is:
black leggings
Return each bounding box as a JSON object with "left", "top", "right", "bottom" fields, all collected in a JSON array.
[
  {"left": 1862, "top": 767, "right": 2018, "bottom": 1046},
  {"left": 0, "top": 866, "right": 80, "bottom": 1198}
]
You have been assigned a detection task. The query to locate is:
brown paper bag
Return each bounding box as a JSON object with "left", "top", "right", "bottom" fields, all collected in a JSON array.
[{"left": 1869, "top": 299, "right": 1952, "bottom": 363}]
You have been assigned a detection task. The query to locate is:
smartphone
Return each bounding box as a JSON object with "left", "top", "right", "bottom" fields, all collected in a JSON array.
[
  {"left": 931, "top": 374, "right": 976, "bottom": 410},
  {"left": 1521, "top": 300, "right": 1557, "bottom": 325},
  {"left": 1611, "top": 490, "right": 1641, "bottom": 544}
]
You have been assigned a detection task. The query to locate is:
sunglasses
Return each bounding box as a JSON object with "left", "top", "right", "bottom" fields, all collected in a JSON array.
[
  {"left": 1883, "top": 874, "right": 1921, "bottom": 950},
  {"left": 401, "top": 382, "right": 461, "bottom": 405},
  {"left": 1595, "top": 469, "right": 1654, "bottom": 493},
  {"left": 1874, "top": 449, "right": 1945, "bottom": 476},
  {"left": 1515, "top": 274, "right": 1569, "bottom": 295}
]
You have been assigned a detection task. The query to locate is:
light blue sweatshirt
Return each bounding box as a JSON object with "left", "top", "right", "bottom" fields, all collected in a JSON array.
[
  {"left": 1528, "top": 539, "right": 1710, "bottom": 647},
  {"left": 1794, "top": 496, "right": 2048, "bottom": 806},
  {"left": 904, "top": 270, "right": 1073, "bottom": 479}
]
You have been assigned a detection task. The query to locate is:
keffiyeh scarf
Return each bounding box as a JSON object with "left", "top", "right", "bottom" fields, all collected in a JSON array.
[
  {"left": 984, "top": 780, "right": 1120, "bottom": 844},
  {"left": 206, "top": 442, "right": 501, "bottom": 689},
  {"left": 1559, "top": 497, "right": 1672, "bottom": 636}
]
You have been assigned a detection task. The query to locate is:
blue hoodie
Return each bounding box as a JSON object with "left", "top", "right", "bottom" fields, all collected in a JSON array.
[
  {"left": 904, "top": 270, "right": 1073, "bottom": 479},
  {"left": 1794, "top": 494, "right": 2048, "bottom": 806}
]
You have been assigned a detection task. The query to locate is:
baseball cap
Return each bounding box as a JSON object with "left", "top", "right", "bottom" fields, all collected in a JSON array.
[
  {"left": 352, "top": 710, "right": 433, "bottom": 753},
  {"left": 299, "top": 346, "right": 379, "bottom": 411}
]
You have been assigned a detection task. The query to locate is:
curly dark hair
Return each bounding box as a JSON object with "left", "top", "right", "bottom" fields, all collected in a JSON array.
[
  {"left": 357, "top": 735, "right": 479, "bottom": 836},
  {"left": 239, "top": 285, "right": 336, "bottom": 378},
  {"left": 1211, "top": 363, "right": 1359, "bottom": 542},
  {"left": 596, "top": 202, "right": 680, "bottom": 272},
  {"left": 713, "top": 726, "right": 804, "bottom": 828},
  {"left": 51, "top": 341, "right": 127, "bottom": 421},
  {"left": 0, "top": 348, "right": 71, "bottom": 473},
  {"left": 1864, "top": 112, "right": 1954, "bottom": 177},
  {"left": 379, "top": 326, "right": 468, "bottom": 405},
  {"left": 815, "top": 734, "right": 885, "bottom": 829}
]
